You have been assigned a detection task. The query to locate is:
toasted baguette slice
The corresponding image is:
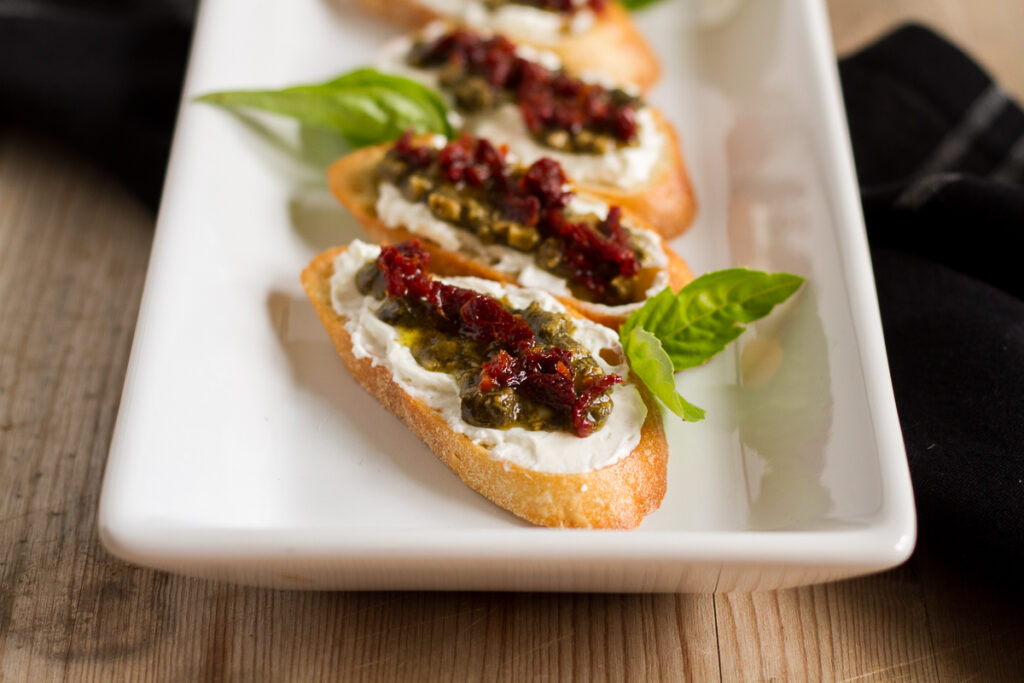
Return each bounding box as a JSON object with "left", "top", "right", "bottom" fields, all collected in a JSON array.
[
  {"left": 302, "top": 245, "right": 668, "bottom": 528},
  {"left": 355, "top": 0, "right": 660, "bottom": 91},
  {"left": 327, "top": 141, "right": 693, "bottom": 328}
]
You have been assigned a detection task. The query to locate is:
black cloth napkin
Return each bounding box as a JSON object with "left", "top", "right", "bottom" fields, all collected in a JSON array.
[
  {"left": 3, "top": 7, "right": 1021, "bottom": 584},
  {"left": 0, "top": 1, "right": 195, "bottom": 208},
  {"left": 840, "top": 25, "right": 1024, "bottom": 585}
]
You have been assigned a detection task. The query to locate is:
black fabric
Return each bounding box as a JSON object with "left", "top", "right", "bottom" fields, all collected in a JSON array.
[
  {"left": 0, "top": 1, "right": 196, "bottom": 208},
  {"left": 2, "top": 9, "right": 1021, "bottom": 583},
  {"left": 841, "top": 25, "right": 1024, "bottom": 299},
  {"left": 841, "top": 25, "right": 1024, "bottom": 585},
  {"left": 872, "top": 246, "right": 1024, "bottom": 581}
]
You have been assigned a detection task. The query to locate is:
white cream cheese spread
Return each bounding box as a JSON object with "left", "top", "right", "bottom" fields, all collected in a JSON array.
[
  {"left": 329, "top": 240, "right": 647, "bottom": 474},
  {"left": 414, "top": 0, "right": 595, "bottom": 44}
]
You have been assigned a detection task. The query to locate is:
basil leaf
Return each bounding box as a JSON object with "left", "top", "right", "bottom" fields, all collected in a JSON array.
[
  {"left": 619, "top": 0, "right": 667, "bottom": 9},
  {"left": 621, "top": 328, "right": 706, "bottom": 422},
  {"left": 195, "top": 68, "right": 452, "bottom": 147},
  {"left": 621, "top": 269, "right": 804, "bottom": 371}
]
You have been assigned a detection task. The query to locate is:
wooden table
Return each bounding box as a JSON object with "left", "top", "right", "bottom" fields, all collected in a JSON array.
[{"left": 2, "top": 1, "right": 1023, "bottom": 680}]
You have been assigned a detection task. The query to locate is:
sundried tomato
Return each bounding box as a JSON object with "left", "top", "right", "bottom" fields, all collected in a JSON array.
[
  {"left": 520, "top": 158, "right": 570, "bottom": 209},
  {"left": 437, "top": 134, "right": 510, "bottom": 189},
  {"left": 376, "top": 238, "right": 433, "bottom": 298},
  {"left": 376, "top": 241, "right": 534, "bottom": 353},
  {"left": 543, "top": 206, "right": 640, "bottom": 300},
  {"left": 572, "top": 373, "right": 623, "bottom": 437},
  {"left": 392, "top": 131, "right": 434, "bottom": 169}
]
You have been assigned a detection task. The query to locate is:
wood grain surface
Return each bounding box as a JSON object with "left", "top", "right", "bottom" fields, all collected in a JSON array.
[{"left": 2, "top": 1, "right": 1024, "bottom": 681}]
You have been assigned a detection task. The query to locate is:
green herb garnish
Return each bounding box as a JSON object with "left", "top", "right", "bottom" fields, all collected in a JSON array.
[
  {"left": 620, "top": 269, "right": 805, "bottom": 421},
  {"left": 621, "top": 326, "right": 707, "bottom": 421},
  {"left": 195, "top": 68, "right": 452, "bottom": 147},
  {"left": 619, "top": 0, "right": 667, "bottom": 10}
]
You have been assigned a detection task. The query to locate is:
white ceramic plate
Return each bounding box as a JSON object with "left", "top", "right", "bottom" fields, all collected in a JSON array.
[{"left": 99, "top": 0, "right": 916, "bottom": 592}]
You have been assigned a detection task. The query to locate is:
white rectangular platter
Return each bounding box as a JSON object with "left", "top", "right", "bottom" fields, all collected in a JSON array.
[{"left": 99, "top": 0, "right": 916, "bottom": 592}]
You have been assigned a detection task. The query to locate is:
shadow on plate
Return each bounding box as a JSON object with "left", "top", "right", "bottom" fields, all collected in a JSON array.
[
  {"left": 288, "top": 185, "right": 365, "bottom": 252},
  {"left": 265, "top": 288, "right": 526, "bottom": 526}
]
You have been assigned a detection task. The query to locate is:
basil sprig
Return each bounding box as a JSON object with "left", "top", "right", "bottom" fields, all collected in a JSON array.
[
  {"left": 621, "top": 327, "right": 708, "bottom": 421},
  {"left": 620, "top": 269, "right": 804, "bottom": 421},
  {"left": 619, "top": 0, "right": 668, "bottom": 9},
  {"left": 195, "top": 68, "right": 452, "bottom": 147}
]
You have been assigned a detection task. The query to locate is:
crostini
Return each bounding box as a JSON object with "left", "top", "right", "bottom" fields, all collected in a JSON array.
[
  {"left": 302, "top": 239, "right": 668, "bottom": 528},
  {"left": 375, "top": 24, "right": 696, "bottom": 237},
  {"left": 355, "top": 0, "right": 661, "bottom": 91},
  {"left": 327, "top": 132, "right": 692, "bottom": 328}
]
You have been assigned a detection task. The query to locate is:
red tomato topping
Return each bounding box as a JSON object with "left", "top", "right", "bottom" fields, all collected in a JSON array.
[
  {"left": 515, "top": 0, "right": 606, "bottom": 13},
  {"left": 374, "top": 241, "right": 623, "bottom": 436}
]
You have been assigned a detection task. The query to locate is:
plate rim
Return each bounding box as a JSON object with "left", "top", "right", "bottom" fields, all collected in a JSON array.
[{"left": 97, "top": 0, "right": 917, "bottom": 590}]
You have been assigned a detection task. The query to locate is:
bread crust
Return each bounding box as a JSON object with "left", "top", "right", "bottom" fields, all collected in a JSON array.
[
  {"left": 352, "top": 0, "right": 438, "bottom": 27},
  {"left": 326, "top": 141, "right": 693, "bottom": 328},
  {"left": 353, "top": 0, "right": 660, "bottom": 90},
  {"left": 302, "top": 246, "right": 668, "bottom": 528}
]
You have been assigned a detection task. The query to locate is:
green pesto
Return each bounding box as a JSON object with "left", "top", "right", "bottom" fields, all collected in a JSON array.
[{"left": 356, "top": 262, "right": 614, "bottom": 432}]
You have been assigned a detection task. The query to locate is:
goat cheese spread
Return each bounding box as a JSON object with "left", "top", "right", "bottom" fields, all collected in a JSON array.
[
  {"left": 415, "top": 0, "right": 595, "bottom": 44},
  {"left": 330, "top": 240, "right": 647, "bottom": 474}
]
